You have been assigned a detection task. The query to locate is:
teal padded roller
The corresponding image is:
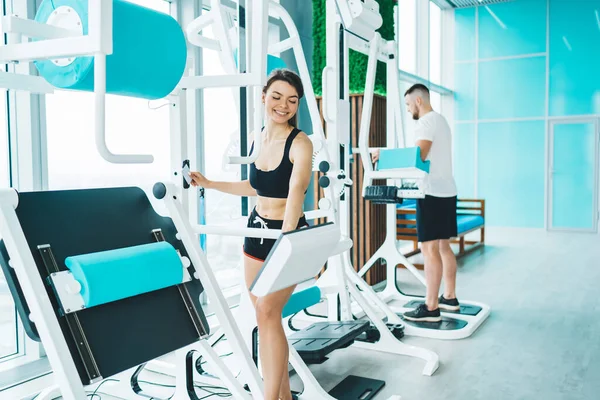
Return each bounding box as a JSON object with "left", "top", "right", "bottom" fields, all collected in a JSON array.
[
  {"left": 282, "top": 286, "right": 321, "bottom": 318},
  {"left": 34, "top": 0, "right": 187, "bottom": 100},
  {"left": 65, "top": 242, "right": 184, "bottom": 308},
  {"left": 377, "top": 147, "right": 430, "bottom": 173}
]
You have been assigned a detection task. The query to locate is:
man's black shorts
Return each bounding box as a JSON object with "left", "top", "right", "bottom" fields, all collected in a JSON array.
[{"left": 416, "top": 195, "right": 458, "bottom": 242}]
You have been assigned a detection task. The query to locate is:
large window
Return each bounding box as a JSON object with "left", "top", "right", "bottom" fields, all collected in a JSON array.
[
  {"left": 46, "top": 93, "right": 171, "bottom": 190},
  {"left": 0, "top": 89, "right": 16, "bottom": 361},
  {"left": 429, "top": 2, "right": 441, "bottom": 84},
  {"left": 398, "top": 0, "right": 417, "bottom": 74},
  {"left": 45, "top": 0, "right": 171, "bottom": 191}
]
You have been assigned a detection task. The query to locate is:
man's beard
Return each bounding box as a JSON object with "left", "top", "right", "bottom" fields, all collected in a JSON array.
[{"left": 412, "top": 112, "right": 419, "bottom": 120}]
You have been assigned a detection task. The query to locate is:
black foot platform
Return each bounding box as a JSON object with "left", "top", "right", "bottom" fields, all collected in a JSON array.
[
  {"left": 399, "top": 300, "right": 473, "bottom": 330},
  {"left": 400, "top": 315, "right": 467, "bottom": 330},
  {"left": 404, "top": 300, "right": 482, "bottom": 316},
  {"left": 328, "top": 375, "right": 385, "bottom": 400},
  {"left": 288, "top": 321, "right": 370, "bottom": 364}
]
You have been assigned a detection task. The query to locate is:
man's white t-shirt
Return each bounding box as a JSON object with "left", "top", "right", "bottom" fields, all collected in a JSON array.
[{"left": 414, "top": 111, "right": 457, "bottom": 197}]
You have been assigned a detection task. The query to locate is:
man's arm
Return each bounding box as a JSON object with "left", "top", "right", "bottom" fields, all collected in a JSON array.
[
  {"left": 414, "top": 119, "right": 434, "bottom": 161},
  {"left": 416, "top": 139, "right": 432, "bottom": 161}
]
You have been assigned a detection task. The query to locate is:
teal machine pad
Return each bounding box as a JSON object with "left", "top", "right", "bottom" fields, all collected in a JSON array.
[
  {"left": 49, "top": 242, "right": 190, "bottom": 313},
  {"left": 33, "top": 0, "right": 187, "bottom": 100}
]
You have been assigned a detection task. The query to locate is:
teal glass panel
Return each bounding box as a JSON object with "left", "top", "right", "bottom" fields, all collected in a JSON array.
[
  {"left": 479, "top": 0, "right": 547, "bottom": 59},
  {"left": 478, "top": 121, "right": 546, "bottom": 227},
  {"left": 454, "top": 62, "right": 476, "bottom": 121},
  {"left": 478, "top": 56, "right": 546, "bottom": 119},
  {"left": 549, "top": 0, "right": 600, "bottom": 116},
  {"left": 455, "top": 7, "right": 476, "bottom": 62},
  {"left": 453, "top": 123, "right": 475, "bottom": 198},
  {"left": 551, "top": 122, "right": 597, "bottom": 230}
]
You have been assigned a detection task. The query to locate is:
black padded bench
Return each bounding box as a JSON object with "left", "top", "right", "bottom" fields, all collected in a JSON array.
[{"left": 0, "top": 187, "right": 211, "bottom": 399}]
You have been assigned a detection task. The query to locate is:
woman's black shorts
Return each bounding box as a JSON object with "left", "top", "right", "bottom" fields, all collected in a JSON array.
[{"left": 243, "top": 208, "right": 308, "bottom": 262}]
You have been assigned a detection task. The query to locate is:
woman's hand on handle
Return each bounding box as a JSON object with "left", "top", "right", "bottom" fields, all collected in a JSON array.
[
  {"left": 190, "top": 172, "right": 257, "bottom": 197},
  {"left": 371, "top": 149, "right": 380, "bottom": 163},
  {"left": 189, "top": 171, "right": 211, "bottom": 188}
]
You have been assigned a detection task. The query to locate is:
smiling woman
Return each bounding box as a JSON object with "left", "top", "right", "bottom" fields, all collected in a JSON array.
[{"left": 190, "top": 68, "right": 313, "bottom": 400}]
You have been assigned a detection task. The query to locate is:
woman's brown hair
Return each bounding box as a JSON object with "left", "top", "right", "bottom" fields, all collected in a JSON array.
[{"left": 262, "top": 68, "right": 304, "bottom": 127}]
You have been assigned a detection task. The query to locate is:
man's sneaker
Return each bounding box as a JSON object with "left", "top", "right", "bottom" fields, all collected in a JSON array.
[
  {"left": 438, "top": 295, "right": 460, "bottom": 311},
  {"left": 403, "top": 303, "right": 441, "bottom": 322}
]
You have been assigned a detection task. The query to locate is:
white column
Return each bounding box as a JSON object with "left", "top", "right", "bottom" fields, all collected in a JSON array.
[{"left": 174, "top": 0, "right": 204, "bottom": 222}]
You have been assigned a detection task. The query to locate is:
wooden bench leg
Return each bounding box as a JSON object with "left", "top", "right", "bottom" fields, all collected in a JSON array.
[
  {"left": 459, "top": 236, "right": 465, "bottom": 255},
  {"left": 481, "top": 227, "right": 485, "bottom": 243}
]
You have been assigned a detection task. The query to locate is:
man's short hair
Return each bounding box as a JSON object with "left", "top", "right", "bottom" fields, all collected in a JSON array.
[{"left": 404, "top": 83, "right": 430, "bottom": 101}]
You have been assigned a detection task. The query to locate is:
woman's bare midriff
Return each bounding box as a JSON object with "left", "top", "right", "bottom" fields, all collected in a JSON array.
[{"left": 255, "top": 196, "right": 288, "bottom": 220}]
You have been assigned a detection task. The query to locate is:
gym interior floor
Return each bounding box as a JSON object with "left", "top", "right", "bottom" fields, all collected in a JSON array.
[{"left": 24, "top": 227, "right": 600, "bottom": 400}]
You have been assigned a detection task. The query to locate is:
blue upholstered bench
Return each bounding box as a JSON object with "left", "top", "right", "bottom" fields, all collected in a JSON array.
[{"left": 396, "top": 198, "right": 486, "bottom": 266}]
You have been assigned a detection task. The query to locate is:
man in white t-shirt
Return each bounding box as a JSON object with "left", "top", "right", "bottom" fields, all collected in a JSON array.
[{"left": 373, "top": 84, "right": 459, "bottom": 322}]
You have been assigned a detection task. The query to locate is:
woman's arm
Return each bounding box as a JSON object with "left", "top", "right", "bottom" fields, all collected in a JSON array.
[
  {"left": 281, "top": 133, "right": 314, "bottom": 232},
  {"left": 190, "top": 172, "right": 257, "bottom": 197}
]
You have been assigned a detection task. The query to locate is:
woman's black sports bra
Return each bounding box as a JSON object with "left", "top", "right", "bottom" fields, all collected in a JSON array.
[{"left": 249, "top": 128, "right": 304, "bottom": 199}]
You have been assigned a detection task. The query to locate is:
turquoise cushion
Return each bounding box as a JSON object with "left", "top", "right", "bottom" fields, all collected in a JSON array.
[
  {"left": 397, "top": 199, "right": 417, "bottom": 209},
  {"left": 282, "top": 286, "right": 321, "bottom": 318},
  {"left": 456, "top": 215, "right": 484, "bottom": 233},
  {"left": 377, "top": 147, "right": 430, "bottom": 173},
  {"left": 396, "top": 204, "right": 485, "bottom": 236},
  {"left": 65, "top": 242, "right": 184, "bottom": 308},
  {"left": 34, "top": 0, "right": 187, "bottom": 100},
  {"left": 397, "top": 200, "right": 417, "bottom": 230}
]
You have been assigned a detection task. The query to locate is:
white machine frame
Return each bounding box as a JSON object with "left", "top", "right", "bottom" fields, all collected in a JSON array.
[
  {"left": 0, "top": 0, "right": 493, "bottom": 398},
  {"left": 319, "top": 0, "right": 491, "bottom": 341}
]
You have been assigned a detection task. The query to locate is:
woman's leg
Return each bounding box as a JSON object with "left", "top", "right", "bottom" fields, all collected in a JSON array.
[
  {"left": 243, "top": 255, "right": 260, "bottom": 308},
  {"left": 244, "top": 255, "right": 295, "bottom": 400},
  {"left": 278, "top": 346, "right": 291, "bottom": 399}
]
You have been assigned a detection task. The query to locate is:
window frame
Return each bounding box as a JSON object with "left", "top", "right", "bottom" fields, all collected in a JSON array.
[{"left": 0, "top": 0, "right": 46, "bottom": 374}]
